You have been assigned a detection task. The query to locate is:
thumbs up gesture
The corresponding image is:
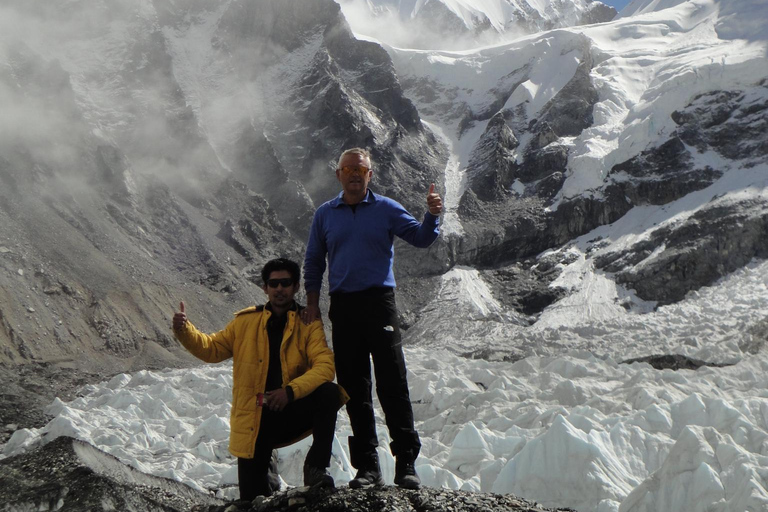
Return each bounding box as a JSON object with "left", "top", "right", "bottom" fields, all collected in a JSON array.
[
  {"left": 173, "top": 301, "right": 187, "bottom": 331},
  {"left": 427, "top": 183, "right": 443, "bottom": 215}
]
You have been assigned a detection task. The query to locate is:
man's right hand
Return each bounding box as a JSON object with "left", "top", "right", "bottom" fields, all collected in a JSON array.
[
  {"left": 300, "top": 291, "right": 321, "bottom": 324},
  {"left": 300, "top": 304, "right": 320, "bottom": 325},
  {"left": 427, "top": 183, "right": 443, "bottom": 216},
  {"left": 173, "top": 301, "right": 187, "bottom": 331}
]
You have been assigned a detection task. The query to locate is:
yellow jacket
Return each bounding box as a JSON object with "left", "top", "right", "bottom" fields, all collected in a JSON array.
[{"left": 174, "top": 304, "right": 343, "bottom": 459}]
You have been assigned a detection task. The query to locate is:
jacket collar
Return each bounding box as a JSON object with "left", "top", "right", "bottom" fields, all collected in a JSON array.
[
  {"left": 330, "top": 189, "right": 376, "bottom": 208},
  {"left": 264, "top": 301, "right": 298, "bottom": 316}
]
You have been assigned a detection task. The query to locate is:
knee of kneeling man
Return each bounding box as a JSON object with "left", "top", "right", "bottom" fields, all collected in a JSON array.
[{"left": 314, "top": 381, "right": 340, "bottom": 405}]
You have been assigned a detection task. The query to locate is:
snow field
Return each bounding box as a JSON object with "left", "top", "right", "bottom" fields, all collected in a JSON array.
[{"left": 5, "top": 254, "right": 768, "bottom": 512}]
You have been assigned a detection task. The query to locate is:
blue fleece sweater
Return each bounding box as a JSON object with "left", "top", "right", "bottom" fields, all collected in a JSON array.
[{"left": 304, "top": 190, "right": 439, "bottom": 294}]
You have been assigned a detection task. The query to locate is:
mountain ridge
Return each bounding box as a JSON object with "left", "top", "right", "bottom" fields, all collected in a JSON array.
[{"left": 0, "top": 2, "right": 766, "bottom": 509}]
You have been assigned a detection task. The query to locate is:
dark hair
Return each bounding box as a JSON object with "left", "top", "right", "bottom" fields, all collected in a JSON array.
[{"left": 261, "top": 258, "right": 301, "bottom": 286}]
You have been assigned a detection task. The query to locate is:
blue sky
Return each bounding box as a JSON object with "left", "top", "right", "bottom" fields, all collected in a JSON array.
[{"left": 601, "top": 0, "right": 632, "bottom": 10}]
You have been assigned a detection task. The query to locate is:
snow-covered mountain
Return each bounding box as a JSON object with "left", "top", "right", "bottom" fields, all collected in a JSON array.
[
  {"left": 380, "top": 0, "right": 768, "bottom": 322},
  {"left": 338, "top": 0, "right": 617, "bottom": 49},
  {"left": 1, "top": 0, "right": 768, "bottom": 511}
]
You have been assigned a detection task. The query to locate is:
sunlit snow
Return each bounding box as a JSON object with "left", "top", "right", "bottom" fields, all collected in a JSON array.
[
  {"left": 4, "top": 256, "right": 768, "bottom": 511},
  {"left": 2, "top": 1, "right": 768, "bottom": 512}
]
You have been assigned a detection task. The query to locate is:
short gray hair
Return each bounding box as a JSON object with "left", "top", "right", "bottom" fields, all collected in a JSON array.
[{"left": 337, "top": 147, "right": 371, "bottom": 169}]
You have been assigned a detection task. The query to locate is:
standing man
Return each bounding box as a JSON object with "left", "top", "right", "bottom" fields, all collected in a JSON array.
[
  {"left": 302, "top": 148, "right": 442, "bottom": 489},
  {"left": 173, "top": 258, "right": 347, "bottom": 501}
]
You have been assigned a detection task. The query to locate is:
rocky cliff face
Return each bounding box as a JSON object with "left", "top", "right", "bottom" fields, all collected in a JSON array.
[
  {"left": 456, "top": 73, "right": 768, "bottom": 307},
  {"left": 0, "top": 0, "right": 447, "bottom": 425},
  {"left": 595, "top": 81, "right": 768, "bottom": 305},
  {"left": 442, "top": 35, "right": 628, "bottom": 310},
  {"left": 394, "top": 23, "right": 768, "bottom": 316}
]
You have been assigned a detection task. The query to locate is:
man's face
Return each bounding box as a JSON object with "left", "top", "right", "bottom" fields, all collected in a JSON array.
[
  {"left": 336, "top": 152, "right": 372, "bottom": 196},
  {"left": 263, "top": 270, "right": 298, "bottom": 309}
]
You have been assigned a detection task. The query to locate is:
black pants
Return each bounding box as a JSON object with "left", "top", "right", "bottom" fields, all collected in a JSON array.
[
  {"left": 329, "top": 287, "right": 421, "bottom": 470},
  {"left": 237, "top": 381, "right": 340, "bottom": 500}
]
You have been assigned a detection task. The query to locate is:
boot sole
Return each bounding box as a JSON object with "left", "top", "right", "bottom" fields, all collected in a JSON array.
[
  {"left": 395, "top": 479, "right": 421, "bottom": 490},
  {"left": 349, "top": 478, "right": 385, "bottom": 489},
  {"left": 306, "top": 476, "right": 335, "bottom": 489}
]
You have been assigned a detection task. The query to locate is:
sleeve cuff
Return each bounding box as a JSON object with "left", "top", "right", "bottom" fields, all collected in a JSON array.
[{"left": 285, "top": 385, "right": 295, "bottom": 402}]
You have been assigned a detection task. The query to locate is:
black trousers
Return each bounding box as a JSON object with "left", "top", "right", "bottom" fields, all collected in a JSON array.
[
  {"left": 237, "top": 381, "right": 340, "bottom": 500},
  {"left": 329, "top": 288, "right": 421, "bottom": 470}
]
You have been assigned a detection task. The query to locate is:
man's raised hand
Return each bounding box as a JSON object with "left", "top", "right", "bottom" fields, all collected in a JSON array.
[
  {"left": 427, "top": 183, "right": 443, "bottom": 216},
  {"left": 173, "top": 301, "right": 187, "bottom": 331}
]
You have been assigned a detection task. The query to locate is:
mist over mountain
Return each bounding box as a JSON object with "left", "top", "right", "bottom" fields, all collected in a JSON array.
[
  {"left": 337, "top": 0, "right": 617, "bottom": 50},
  {"left": 1, "top": 0, "right": 768, "bottom": 510},
  {"left": 0, "top": 0, "right": 445, "bottom": 374}
]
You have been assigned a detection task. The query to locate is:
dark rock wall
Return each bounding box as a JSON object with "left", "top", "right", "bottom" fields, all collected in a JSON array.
[
  {"left": 0, "top": 436, "right": 225, "bottom": 511},
  {"left": 0, "top": 0, "right": 449, "bottom": 375},
  {"left": 594, "top": 81, "right": 768, "bottom": 304},
  {"left": 598, "top": 199, "right": 768, "bottom": 305}
]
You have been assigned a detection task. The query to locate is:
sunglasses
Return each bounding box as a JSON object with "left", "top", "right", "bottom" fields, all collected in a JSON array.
[
  {"left": 266, "top": 278, "right": 295, "bottom": 288},
  {"left": 339, "top": 165, "right": 371, "bottom": 176}
]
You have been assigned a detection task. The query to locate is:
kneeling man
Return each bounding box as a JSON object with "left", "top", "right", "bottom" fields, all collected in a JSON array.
[{"left": 173, "top": 258, "right": 346, "bottom": 500}]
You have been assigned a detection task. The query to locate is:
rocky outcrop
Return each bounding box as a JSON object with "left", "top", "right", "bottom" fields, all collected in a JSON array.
[
  {"left": 456, "top": 195, "right": 550, "bottom": 267},
  {"left": 464, "top": 112, "right": 519, "bottom": 201},
  {"left": 0, "top": 436, "right": 575, "bottom": 512},
  {"left": 231, "top": 127, "right": 315, "bottom": 239},
  {"left": 291, "top": 12, "right": 446, "bottom": 216},
  {"left": 534, "top": 45, "right": 600, "bottom": 141},
  {"left": 581, "top": 2, "right": 618, "bottom": 25},
  {"left": 455, "top": 37, "right": 614, "bottom": 267},
  {"left": 621, "top": 354, "right": 732, "bottom": 370},
  {"left": 517, "top": 38, "right": 599, "bottom": 200},
  {"left": 213, "top": 485, "right": 576, "bottom": 512},
  {"left": 596, "top": 198, "right": 768, "bottom": 305},
  {"left": 609, "top": 137, "right": 722, "bottom": 205},
  {"left": 609, "top": 81, "right": 768, "bottom": 209},
  {"left": 673, "top": 81, "right": 768, "bottom": 164},
  {"left": 0, "top": 436, "right": 224, "bottom": 511},
  {"left": 213, "top": 177, "right": 305, "bottom": 278},
  {"left": 593, "top": 82, "right": 768, "bottom": 305},
  {"left": 547, "top": 187, "right": 632, "bottom": 246},
  {"left": 482, "top": 255, "right": 571, "bottom": 317},
  {"left": 417, "top": 0, "right": 485, "bottom": 38}
]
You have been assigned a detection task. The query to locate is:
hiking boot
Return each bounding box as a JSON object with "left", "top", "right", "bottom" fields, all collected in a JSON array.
[
  {"left": 394, "top": 459, "right": 421, "bottom": 489},
  {"left": 303, "top": 465, "right": 335, "bottom": 489},
  {"left": 348, "top": 467, "right": 385, "bottom": 488},
  {"left": 267, "top": 450, "right": 281, "bottom": 493}
]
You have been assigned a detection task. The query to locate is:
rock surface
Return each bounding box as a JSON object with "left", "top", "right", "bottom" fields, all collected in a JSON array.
[
  {"left": 205, "top": 485, "right": 576, "bottom": 512},
  {"left": 0, "top": 436, "right": 224, "bottom": 511},
  {"left": 621, "top": 354, "right": 733, "bottom": 371},
  {"left": 0, "top": 436, "right": 574, "bottom": 512}
]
